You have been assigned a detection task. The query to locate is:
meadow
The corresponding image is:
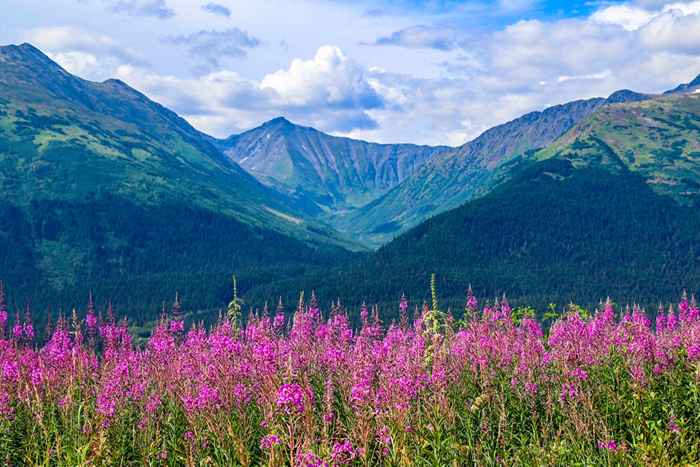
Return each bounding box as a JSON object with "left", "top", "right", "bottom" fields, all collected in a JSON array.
[{"left": 0, "top": 282, "right": 699, "bottom": 466}]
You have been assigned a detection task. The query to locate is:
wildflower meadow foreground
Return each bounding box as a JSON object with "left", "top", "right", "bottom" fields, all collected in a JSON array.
[{"left": 1, "top": 284, "right": 699, "bottom": 466}]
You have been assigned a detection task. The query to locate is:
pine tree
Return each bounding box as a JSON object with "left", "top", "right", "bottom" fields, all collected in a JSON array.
[{"left": 227, "top": 275, "right": 242, "bottom": 328}]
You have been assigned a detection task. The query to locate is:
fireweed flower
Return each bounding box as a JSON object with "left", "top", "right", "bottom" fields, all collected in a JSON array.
[
  {"left": 331, "top": 440, "right": 356, "bottom": 464},
  {"left": 598, "top": 440, "right": 618, "bottom": 451},
  {"left": 259, "top": 434, "right": 280, "bottom": 450},
  {"left": 571, "top": 367, "right": 588, "bottom": 381},
  {"left": 168, "top": 319, "right": 184, "bottom": 334},
  {"left": 360, "top": 303, "right": 369, "bottom": 323},
  {"left": 668, "top": 416, "right": 681, "bottom": 434},
  {"left": 0, "top": 289, "right": 699, "bottom": 463},
  {"left": 297, "top": 451, "right": 328, "bottom": 467},
  {"left": 12, "top": 320, "right": 22, "bottom": 340},
  {"left": 276, "top": 383, "right": 307, "bottom": 414}
]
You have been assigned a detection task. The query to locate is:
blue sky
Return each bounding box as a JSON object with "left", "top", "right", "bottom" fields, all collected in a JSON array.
[{"left": 1, "top": 0, "right": 700, "bottom": 145}]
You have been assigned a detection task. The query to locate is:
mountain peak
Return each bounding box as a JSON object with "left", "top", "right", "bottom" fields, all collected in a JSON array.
[
  {"left": 690, "top": 74, "right": 700, "bottom": 87},
  {"left": 0, "top": 42, "right": 38, "bottom": 54},
  {"left": 262, "top": 116, "right": 294, "bottom": 128},
  {"left": 664, "top": 73, "right": 700, "bottom": 95},
  {"left": 0, "top": 41, "right": 72, "bottom": 83},
  {"left": 1, "top": 42, "right": 55, "bottom": 64},
  {"left": 605, "top": 89, "right": 649, "bottom": 104}
]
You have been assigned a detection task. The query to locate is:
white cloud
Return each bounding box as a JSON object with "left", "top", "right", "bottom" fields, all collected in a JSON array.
[
  {"left": 592, "top": 1, "right": 700, "bottom": 31},
  {"left": 47, "top": 51, "right": 99, "bottom": 76},
  {"left": 110, "top": 0, "right": 174, "bottom": 18},
  {"left": 371, "top": 25, "right": 466, "bottom": 50},
  {"left": 260, "top": 46, "right": 384, "bottom": 110},
  {"left": 24, "top": 26, "right": 145, "bottom": 80},
  {"left": 114, "top": 46, "right": 393, "bottom": 136},
  {"left": 7, "top": 0, "right": 700, "bottom": 146},
  {"left": 640, "top": 8, "right": 700, "bottom": 53},
  {"left": 557, "top": 70, "right": 612, "bottom": 83},
  {"left": 165, "top": 28, "right": 260, "bottom": 69},
  {"left": 27, "top": 26, "right": 131, "bottom": 60},
  {"left": 201, "top": 2, "right": 231, "bottom": 17},
  {"left": 591, "top": 5, "right": 656, "bottom": 30}
]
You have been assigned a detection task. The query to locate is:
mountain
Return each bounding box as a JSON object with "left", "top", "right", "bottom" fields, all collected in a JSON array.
[
  {"left": 664, "top": 73, "right": 700, "bottom": 95},
  {"left": 215, "top": 117, "right": 449, "bottom": 216},
  {"left": 246, "top": 92, "right": 700, "bottom": 313},
  {"left": 339, "top": 90, "right": 653, "bottom": 246},
  {"left": 0, "top": 43, "right": 358, "bottom": 318},
  {"left": 538, "top": 91, "right": 700, "bottom": 203}
]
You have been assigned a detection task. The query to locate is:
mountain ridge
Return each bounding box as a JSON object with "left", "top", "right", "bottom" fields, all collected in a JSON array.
[
  {"left": 0, "top": 42, "right": 360, "bottom": 317},
  {"left": 215, "top": 115, "right": 450, "bottom": 217},
  {"left": 335, "top": 88, "right": 658, "bottom": 246},
  {"left": 246, "top": 92, "right": 700, "bottom": 311}
]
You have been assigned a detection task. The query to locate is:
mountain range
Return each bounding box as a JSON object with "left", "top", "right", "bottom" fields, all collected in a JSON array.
[
  {"left": 1, "top": 41, "right": 700, "bottom": 319},
  {"left": 249, "top": 90, "right": 700, "bottom": 311}
]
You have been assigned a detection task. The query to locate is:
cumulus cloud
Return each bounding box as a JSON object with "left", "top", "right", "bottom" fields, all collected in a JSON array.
[
  {"left": 261, "top": 46, "right": 383, "bottom": 109},
  {"left": 165, "top": 28, "right": 260, "bottom": 68},
  {"left": 25, "top": 26, "right": 145, "bottom": 79},
  {"left": 18, "top": 0, "right": 700, "bottom": 146},
  {"left": 640, "top": 8, "right": 700, "bottom": 53},
  {"left": 590, "top": 5, "right": 656, "bottom": 30},
  {"left": 592, "top": 1, "right": 700, "bottom": 30},
  {"left": 110, "top": 0, "right": 174, "bottom": 18},
  {"left": 201, "top": 2, "right": 231, "bottom": 17},
  {"left": 114, "top": 46, "right": 391, "bottom": 136}
]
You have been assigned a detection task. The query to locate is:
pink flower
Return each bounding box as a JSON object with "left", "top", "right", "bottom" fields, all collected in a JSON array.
[
  {"left": 598, "top": 440, "right": 618, "bottom": 451},
  {"left": 571, "top": 367, "right": 588, "bottom": 381},
  {"left": 259, "top": 434, "right": 280, "bottom": 450},
  {"left": 276, "top": 383, "right": 307, "bottom": 414},
  {"left": 297, "top": 451, "right": 328, "bottom": 467},
  {"left": 168, "top": 319, "right": 184, "bottom": 333},
  {"left": 331, "top": 440, "right": 356, "bottom": 464},
  {"left": 669, "top": 416, "right": 681, "bottom": 434},
  {"left": 85, "top": 312, "right": 98, "bottom": 330}
]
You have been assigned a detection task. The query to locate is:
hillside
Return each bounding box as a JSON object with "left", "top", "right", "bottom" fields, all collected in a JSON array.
[
  {"left": 0, "top": 43, "right": 357, "bottom": 318},
  {"left": 246, "top": 92, "right": 700, "bottom": 314},
  {"left": 340, "top": 91, "right": 652, "bottom": 246},
  {"left": 216, "top": 117, "right": 448, "bottom": 216}
]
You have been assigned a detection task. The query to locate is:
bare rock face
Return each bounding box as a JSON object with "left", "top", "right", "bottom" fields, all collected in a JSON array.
[{"left": 215, "top": 117, "right": 450, "bottom": 214}]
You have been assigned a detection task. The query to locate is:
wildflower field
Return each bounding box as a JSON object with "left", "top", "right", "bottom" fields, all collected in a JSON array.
[{"left": 1, "top": 283, "right": 699, "bottom": 466}]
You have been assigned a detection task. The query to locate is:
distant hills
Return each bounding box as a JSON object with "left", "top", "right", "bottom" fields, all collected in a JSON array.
[
  {"left": 340, "top": 91, "right": 657, "bottom": 246},
  {"left": 214, "top": 116, "right": 449, "bottom": 218},
  {"left": 2, "top": 41, "right": 700, "bottom": 317}
]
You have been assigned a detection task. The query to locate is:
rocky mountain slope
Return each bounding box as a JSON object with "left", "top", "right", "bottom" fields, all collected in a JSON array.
[{"left": 215, "top": 117, "right": 449, "bottom": 216}]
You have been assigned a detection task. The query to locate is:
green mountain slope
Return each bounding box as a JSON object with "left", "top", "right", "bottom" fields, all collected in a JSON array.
[
  {"left": 246, "top": 92, "right": 700, "bottom": 313},
  {"left": 0, "top": 43, "right": 358, "bottom": 317},
  {"left": 538, "top": 92, "right": 700, "bottom": 202},
  {"left": 340, "top": 92, "right": 652, "bottom": 247}
]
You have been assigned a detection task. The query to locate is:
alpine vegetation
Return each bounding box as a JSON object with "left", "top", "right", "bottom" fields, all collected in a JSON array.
[{"left": 0, "top": 283, "right": 699, "bottom": 465}]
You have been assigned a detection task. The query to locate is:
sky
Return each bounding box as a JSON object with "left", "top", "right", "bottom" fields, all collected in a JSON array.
[{"left": 2, "top": 0, "right": 700, "bottom": 146}]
